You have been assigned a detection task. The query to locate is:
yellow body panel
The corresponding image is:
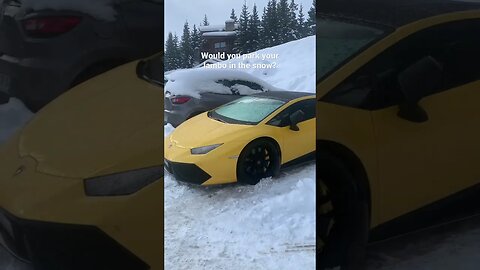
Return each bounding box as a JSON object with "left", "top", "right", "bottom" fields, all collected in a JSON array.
[
  {"left": 317, "top": 11, "right": 480, "bottom": 228},
  {"left": 165, "top": 95, "right": 316, "bottom": 185},
  {"left": 0, "top": 60, "right": 163, "bottom": 269}
]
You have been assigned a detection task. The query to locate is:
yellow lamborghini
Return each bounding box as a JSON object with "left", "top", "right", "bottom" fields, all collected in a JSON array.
[
  {"left": 0, "top": 54, "right": 163, "bottom": 269},
  {"left": 318, "top": 1, "right": 480, "bottom": 269},
  {"left": 165, "top": 91, "right": 315, "bottom": 185}
]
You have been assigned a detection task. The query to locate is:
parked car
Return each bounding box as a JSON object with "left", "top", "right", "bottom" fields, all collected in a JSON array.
[
  {"left": 0, "top": 0, "right": 163, "bottom": 111},
  {"left": 0, "top": 53, "right": 164, "bottom": 270},
  {"left": 164, "top": 68, "right": 281, "bottom": 127},
  {"left": 317, "top": 0, "right": 480, "bottom": 269},
  {"left": 165, "top": 91, "right": 316, "bottom": 185}
]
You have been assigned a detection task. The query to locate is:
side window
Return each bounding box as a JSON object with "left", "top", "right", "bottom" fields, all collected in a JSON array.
[
  {"left": 322, "top": 19, "right": 480, "bottom": 110},
  {"left": 268, "top": 99, "right": 315, "bottom": 127}
]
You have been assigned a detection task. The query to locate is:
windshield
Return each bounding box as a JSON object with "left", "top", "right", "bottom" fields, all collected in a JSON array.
[
  {"left": 209, "top": 96, "right": 285, "bottom": 125},
  {"left": 137, "top": 54, "right": 163, "bottom": 86},
  {"left": 317, "top": 17, "right": 386, "bottom": 81}
]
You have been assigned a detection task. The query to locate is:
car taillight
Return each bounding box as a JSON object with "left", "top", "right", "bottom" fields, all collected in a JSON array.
[
  {"left": 171, "top": 96, "right": 191, "bottom": 104},
  {"left": 22, "top": 16, "right": 82, "bottom": 38}
]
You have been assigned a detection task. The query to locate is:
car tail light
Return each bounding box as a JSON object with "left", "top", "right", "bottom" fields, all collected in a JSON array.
[
  {"left": 171, "top": 96, "right": 191, "bottom": 104},
  {"left": 22, "top": 16, "right": 82, "bottom": 38}
]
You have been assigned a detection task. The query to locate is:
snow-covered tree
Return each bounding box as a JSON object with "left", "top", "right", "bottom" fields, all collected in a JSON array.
[
  {"left": 230, "top": 8, "right": 238, "bottom": 23},
  {"left": 288, "top": 0, "right": 299, "bottom": 40},
  {"left": 235, "top": 1, "right": 251, "bottom": 54},
  {"left": 306, "top": 0, "right": 316, "bottom": 36},
  {"left": 297, "top": 4, "right": 308, "bottom": 38},
  {"left": 190, "top": 24, "right": 202, "bottom": 64},
  {"left": 276, "top": 0, "right": 290, "bottom": 44},
  {"left": 202, "top": 14, "right": 209, "bottom": 26},
  {"left": 165, "top": 32, "right": 181, "bottom": 71},
  {"left": 248, "top": 4, "right": 261, "bottom": 52},
  {"left": 261, "top": 0, "right": 278, "bottom": 48},
  {"left": 180, "top": 21, "right": 194, "bottom": 68}
]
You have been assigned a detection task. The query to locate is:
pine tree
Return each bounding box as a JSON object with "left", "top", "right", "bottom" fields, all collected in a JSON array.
[
  {"left": 164, "top": 32, "right": 176, "bottom": 71},
  {"left": 288, "top": 0, "right": 299, "bottom": 40},
  {"left": 235, "top": 1, "right": 250, "bottom": 54},
  {"left": 180, "top": 21, "right": 194, "bottom": 68},
  {"left": 202, "top": 14, "right": 209, "bottom": 26},
  {"left": 190, "top": 24, "right": 202, "bottom": 64},
  {"left": 297, "top": 4, "right": 308, "bottom": 38},
  {"left": 230, "top": 8, "right": 238, "bottom": 23},
  {"left": 276, "top": 0, "right": 290, "bottom": 44},
  {"left": 261, "top": 0, "right": 278, "bottom": 48},
  {"left": 248, "top": 4, "right": 261, "bottom": 52},
  {"left": 172, "top": 34, "right": 181, "bottom": 69},
  {"left": 306, "top": 0, "right": 316, "bottom": 36}
]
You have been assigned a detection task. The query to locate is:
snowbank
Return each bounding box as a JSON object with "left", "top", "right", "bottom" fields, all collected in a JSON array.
[
  {"left": 21, "top": 0, "right": 163, "bottom": 21},
  {"left": 226, "top": 36, "right": 316, "bottom": 93},
  {"left": 165, "top": 69, "right": 280, "bottom": 98},
  {"left": 0, "top": 98, "right": 33, "bottom": 145},
  {"left": 165, "top": 161, "right": 316, "bottom": 269}
]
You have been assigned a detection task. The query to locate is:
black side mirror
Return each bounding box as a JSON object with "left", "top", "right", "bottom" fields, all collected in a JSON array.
[
  {"left": 397, "top": 56, "right": 443, "bottom": 123},
  {"left": 289, "top": 110, "right": 304, "bottom": 131}
]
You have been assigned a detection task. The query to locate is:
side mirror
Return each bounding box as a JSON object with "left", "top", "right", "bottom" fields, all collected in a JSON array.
[
  {"left": 289, "top": 110, "right": 304, "bottom": 131},
  {"left": 397, "top": 56, "right": 443, "bottom": 123}
]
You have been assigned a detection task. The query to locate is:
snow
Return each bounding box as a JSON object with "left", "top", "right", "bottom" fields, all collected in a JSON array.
[
  {"left": 0, "top": 98, "right": 33, "bottom": 145},
  {"left": 164, "top": 162, "right": 316, "bottom": 270},
  {"left": 202, "top": 31, "right": 237, "bottom": 37},
  {"left": 165, "top": 69, "right": 280, "bottom": 98},
  {"left": 165, "top": 36, "right": 315, "bottom": 99},
  {"left": 225, "top": 36, "right": 316, "bottom": 93},
  {"left": 21, "top": 0, "right": 117, "bottom": 21}
]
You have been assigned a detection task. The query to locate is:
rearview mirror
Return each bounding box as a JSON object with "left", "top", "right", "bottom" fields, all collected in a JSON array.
[
  {"left": 289, "top": 110, "right": 304, "bottom": 131},
  {"left": 397, "top": 56, "right": 443, "bottom": 123}
]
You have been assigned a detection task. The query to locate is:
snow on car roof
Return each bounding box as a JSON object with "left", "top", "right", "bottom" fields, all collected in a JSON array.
[{"left": 164, "top": 68, "right": 281, "bottom": 98}]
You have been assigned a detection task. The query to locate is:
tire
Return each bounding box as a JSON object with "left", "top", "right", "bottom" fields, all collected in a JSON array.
[
  {"left": 237, "top": 139, "right": 281, "bottom": 185},
  {"left": 318, "top": 155, "right": 369, "bottom": 270}
]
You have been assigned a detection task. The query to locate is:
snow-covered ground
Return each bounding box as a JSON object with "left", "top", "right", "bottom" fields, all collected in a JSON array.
[{"left": 164, "top": 162, "right": 316, "bottom": 270}]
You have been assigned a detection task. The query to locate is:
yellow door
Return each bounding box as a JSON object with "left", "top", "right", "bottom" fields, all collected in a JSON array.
[
  {"left": 373, "top": 81, "right": 480, "bottom": 222},
  {"left": 322, "top": 18, "right": 480, "bottom": 223},
  {"left": 266, "top": 98, "right": 316, "bottom": 163}
]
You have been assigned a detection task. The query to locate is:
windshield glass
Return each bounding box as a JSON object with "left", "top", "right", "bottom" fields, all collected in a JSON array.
[
  {"left": 138, "top": 53, "right": 163, "bottom": 86},
  {"left": 317, "top": 17, "right": 386, "bottom": 81},
  {"left": 210, "top": 96, "right": 285, "bottom": 125}
]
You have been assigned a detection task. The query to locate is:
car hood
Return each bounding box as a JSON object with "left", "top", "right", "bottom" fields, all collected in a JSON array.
[
  {"left": 18, "top": 61, "right": 164, "bottom": 178},
  {"left": 169, "top": 113, "right": 254, "bottom": 149}
]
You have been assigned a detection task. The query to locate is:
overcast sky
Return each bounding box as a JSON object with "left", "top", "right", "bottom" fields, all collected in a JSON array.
[{"left": 164, "top": 0, "right": 315, "bottom": 40}]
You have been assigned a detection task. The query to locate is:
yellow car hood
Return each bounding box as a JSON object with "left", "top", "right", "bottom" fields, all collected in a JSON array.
[
  {"left": 17, "top": 61, "right": 163, "bottom": 178},
  {"left": 170, "top": 113, "right": 253, "bottom": 148}
]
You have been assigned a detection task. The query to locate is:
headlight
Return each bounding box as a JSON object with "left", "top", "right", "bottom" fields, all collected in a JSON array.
[
  {"left": 84, "top": 166, "right": 163, "bottom": 196},
  {"left": 190, "top": 144, "right": 222, "bottom": 155}
]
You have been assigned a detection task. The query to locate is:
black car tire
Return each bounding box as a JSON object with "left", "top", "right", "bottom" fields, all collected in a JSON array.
[
  {"left": 237, "top": 139, "right": 281, "bottom": 185},
  {"left": 319, "top": 155, "right": 369, "bottom": 270}
]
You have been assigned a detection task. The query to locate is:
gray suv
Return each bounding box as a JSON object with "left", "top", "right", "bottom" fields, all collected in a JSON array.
[{"left": 0, "top": 0, "right": 163, "bottom": 111}]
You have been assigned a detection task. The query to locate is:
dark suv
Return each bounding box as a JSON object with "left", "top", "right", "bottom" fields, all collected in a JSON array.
[{"left": 0, "top": 0, "right": 163, "bottom": 111}]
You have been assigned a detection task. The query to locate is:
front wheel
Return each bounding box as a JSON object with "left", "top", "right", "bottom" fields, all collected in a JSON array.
[{"left": 237, "top": 139, "right": 281, "bottom": 185}]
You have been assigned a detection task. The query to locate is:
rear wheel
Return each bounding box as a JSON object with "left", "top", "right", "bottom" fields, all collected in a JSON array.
[
  {"left": 319, "top": 155, "right": 369, "bottom": 270},
  {"left": 237, "top": 139, "right": 280, "bottom": 185}
]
